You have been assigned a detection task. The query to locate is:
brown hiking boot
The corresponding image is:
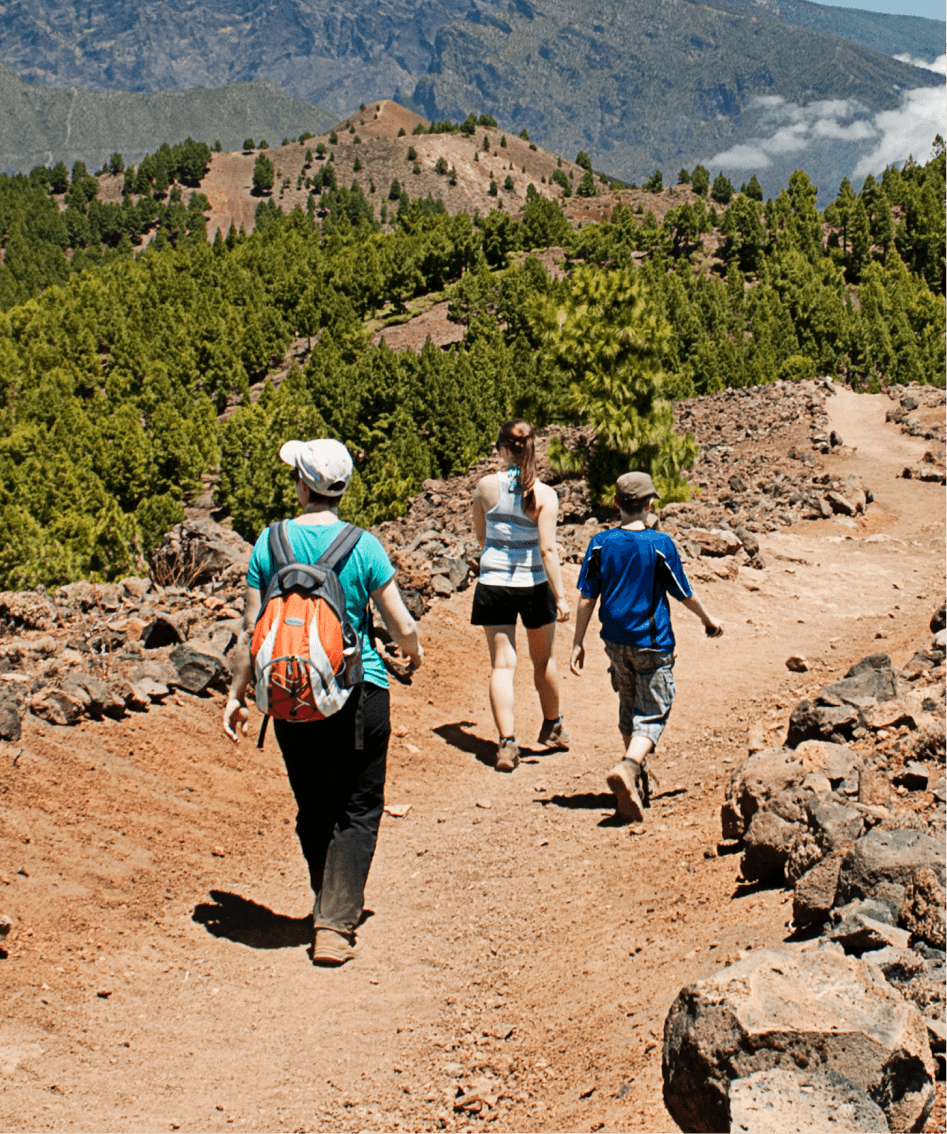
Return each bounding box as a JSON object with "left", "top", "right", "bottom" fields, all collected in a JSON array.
[
  {"left": 312, "top": 928, "right": 355, "bottom": 967},
  {"left": 537, "top": 716, "right": 571, "bottom": 749},
  {"left": 606, "top": 760, "right": 644, "bottom": 822},
  {"left": 495, "top": 737, "right": 520, "bottom": 772}
]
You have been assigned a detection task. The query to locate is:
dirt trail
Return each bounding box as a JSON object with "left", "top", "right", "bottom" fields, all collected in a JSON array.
[{"left": 0, "top": 389, "right": 943, "bottom": 1133}]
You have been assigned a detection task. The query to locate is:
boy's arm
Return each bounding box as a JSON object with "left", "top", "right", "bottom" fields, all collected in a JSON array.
[
  {"left": 570, "top": 594, "right": 598, "bottom": 674},
  {"left": 680, "top": 593, "right": 724, "bottom": 637}
]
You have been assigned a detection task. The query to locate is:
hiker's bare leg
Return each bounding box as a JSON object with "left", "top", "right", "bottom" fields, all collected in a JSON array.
[
  {"left": 484, "top": 625, "right": 517, "bottom": 738},
  {"left": 622, "top": 733, "right": 655, "bottom": 765},
  {"left": 525, "top": 621, "right": 559, "bottom": 722}
]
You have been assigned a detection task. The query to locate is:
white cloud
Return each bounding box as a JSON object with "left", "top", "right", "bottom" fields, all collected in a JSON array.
[
  {"left": 812, "top": 118, "right": 874, "bottom": 141},
  {"left": 707, "top": 59, "right": 947, "bottom": 186},
  {"left": 893, "top": 52, "right": 947, "bottom": 75},
  {"left": 852, "top": 81, "right": 947, "bottom": 177},
  {"left": 709, "top": 143, "right": 773, "bottom": 169}
]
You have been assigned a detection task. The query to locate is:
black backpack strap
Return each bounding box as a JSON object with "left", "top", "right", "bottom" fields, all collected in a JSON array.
[
  {"left": 268, "top": 520, "right": 297, "bottom": 569},
  {"left": 316, "top": 523, "right": 363, "bottom": 573}
]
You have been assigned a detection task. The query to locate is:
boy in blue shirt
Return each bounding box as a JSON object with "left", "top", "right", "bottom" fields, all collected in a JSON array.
[{"left": 570, "top": 472, "right": 724, "bottom": 822}]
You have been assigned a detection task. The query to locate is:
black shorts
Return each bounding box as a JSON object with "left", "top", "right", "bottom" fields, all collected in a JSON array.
[{"left": 470, "top": 582, "right": 557, "bottom": 629}]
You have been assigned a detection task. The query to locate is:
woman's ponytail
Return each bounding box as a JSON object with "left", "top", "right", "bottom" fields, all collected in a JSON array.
[{"left": 498, "top": 419, "right": 537, "bottom": 516}]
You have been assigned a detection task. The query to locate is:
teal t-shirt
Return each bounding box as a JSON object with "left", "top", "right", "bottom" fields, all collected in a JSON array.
[{"left": 246, "top": 519, "right": 395, "bottom": 689}]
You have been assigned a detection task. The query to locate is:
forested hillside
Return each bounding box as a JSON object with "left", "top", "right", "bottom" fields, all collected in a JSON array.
[{"left": 0, "top": 134, "right": 943, "bottom": 592}]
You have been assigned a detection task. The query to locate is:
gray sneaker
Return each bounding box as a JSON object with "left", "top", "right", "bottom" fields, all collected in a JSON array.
[
  {"left": 537, "top": 716, "right": 571, "bottom": 749},
  {"left": 606, "top": 760, "right": 644, "bottom": 822},
  {"left": 495, "top": 737, "right": 520, "bottom": 772}
]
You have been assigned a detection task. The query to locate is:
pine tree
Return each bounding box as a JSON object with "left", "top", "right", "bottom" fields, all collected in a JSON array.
[
  {"left": 576, "top": 169, "right": 597, "bottom": 198},
  {"left": 252, "top": 154, "right": 275, "bottom": 195},
  {"left": 691, "top": 165, "right": 710, "bottom": 197},
  {"left": 531, "top": 265, "right": 698, "bottom": 502}
]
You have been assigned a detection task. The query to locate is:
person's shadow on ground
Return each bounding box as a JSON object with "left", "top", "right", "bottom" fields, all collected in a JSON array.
[
  {"left": 434, "top": 721, "right": 549, "bottom": 767},
  {"left": 192, "top": 891, "right": 312, "bottom": 949},
  {"left": 434, "top": 721, "right": 497, "bottom": 767}
]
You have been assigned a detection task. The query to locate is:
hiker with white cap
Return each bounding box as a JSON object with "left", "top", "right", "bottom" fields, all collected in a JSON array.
[
  {"left": 224, "top": 438, "right": 422, "bottom": 966},
  {"left": 570, "top": 471, "right": 723, "bottom": 822}
]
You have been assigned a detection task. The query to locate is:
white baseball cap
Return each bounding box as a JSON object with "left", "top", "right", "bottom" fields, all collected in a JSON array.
[{"left": 279, "top": 438, "right": 353, "bottom": 496}]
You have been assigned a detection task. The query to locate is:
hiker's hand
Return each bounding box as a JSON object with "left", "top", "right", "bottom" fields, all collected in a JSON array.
[
  {"left": 570, "top": 643, "right": 585, "bottom": 676},
  {"left": 405, "top": 645, "right": 424, "bottom": 671},
  {"left": 223, "top": 696, "right": 248, "bottom": 742},
  {"left": 556, "top": 596, "right": 571, "bottom": 623},
  {"left": 705, "top": 619, "right": 724, "bottom": 639}
]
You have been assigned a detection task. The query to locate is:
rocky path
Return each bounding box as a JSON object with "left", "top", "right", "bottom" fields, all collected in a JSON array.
[{"left": 0, "top": 387, "right": 942, "bottom": 1133}]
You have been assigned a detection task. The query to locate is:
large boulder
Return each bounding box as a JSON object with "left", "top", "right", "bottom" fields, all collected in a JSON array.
[
  {"left": 0, "top": 685, "right": 23, "bottom": 741},
  {"left": 827, "top": 900, "right": 911, "bottom": 953},
  {"left": 662, "top": 947, "right": 935, "bottom": 1133},
  {"left": 30, "top": 687, "right": 84, "bottom": 726},
  {"left": 168, "top": 643, "right": 229, "bottom": 694},
  {"left": 685, "top": 528, "right": 744, "bottom": 557},
  {"left": 741, "top": 809, "right": 799, "bottom": 881},
  {"left": 793, "top": 853, "right": 845, "bottom": 927},
  {"left": 822, "top": 664, "right": 899, "bottom": 708},
  {"left": 60, "top": 673, "right": 127, "bottom": 720},
  {"left": 139, "top": 615, "right": 185, "bottom": 649},
  {"left": 150, "top": 518, "right": 252, "bottom": 587},
  {"left": 787, "top": 657, "right": 900, "bottom": 747},
  {"left": 806, "top": 796, "right": 865, "bottom": 855},
  {"left": 728, "top": 1068, "right": 888, "bottom": 1133},
  {"left": 837, "top": 828, "right": 946, "bottom": 912},
  {"left": 794, "top": 740, "right": 863, "bottom": 787},
  {"left": 785, "top": 796, "right": 867, "bottom": 923},
  {"left": 0, "top": 591, "right": 59, "bottom": 632},
  {"left": 720, "top": 748, "right": 805, "bottom": 841},
  {"left": 900, "top": 868, "right": 946, "bottom": 951},
  {"left": 786, "top": 700, "right": 861, "bottom": 747}
]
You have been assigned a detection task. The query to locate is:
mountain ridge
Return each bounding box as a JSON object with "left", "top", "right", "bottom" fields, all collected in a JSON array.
[
  {"left": 0, "top": 0, "right": 942, "bottom": 188},
  {"left": 0, "top": 63, "right": 336, "bottom": 176}
]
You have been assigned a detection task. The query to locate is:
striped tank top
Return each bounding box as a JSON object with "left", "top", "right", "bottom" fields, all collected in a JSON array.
[{"left": 479, "top": 469, "right": 546, "bottom": 588}]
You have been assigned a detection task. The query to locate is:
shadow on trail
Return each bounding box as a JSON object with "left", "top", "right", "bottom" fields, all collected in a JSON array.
[
  {"left": 192, "top": 890, "right": 312, "bottom": 949},
  {"left": 731, "top": 874, "right": 787, "bottom": 900},
  {"left": 542, "top": 792, "right": 617, "bottom": 811},
  {"left": 434, "top": 722, "right": 496, "bottom": 767},
  {"left": 539, "top": 792, "right": 629, "bottom": 827}
]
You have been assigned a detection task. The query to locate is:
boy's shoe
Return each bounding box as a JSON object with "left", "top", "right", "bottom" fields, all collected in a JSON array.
[
  {"left": 312, "top": 928, "right": 355, "bottom": 967},
  {"left": 537, "top": 716, "right": 571, "bottom": 749},
  {"left": 607, "top": 759, "right": 645, "bottom": 822},
  {"left": 639, "top": 759, "right": 657, "bottom": 808},
  {"left": 495, "top": 738, "right": 520, "bottom": 772}
]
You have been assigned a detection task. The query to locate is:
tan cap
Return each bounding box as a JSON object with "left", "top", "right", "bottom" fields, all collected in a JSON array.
[{"left": 616, "top": 471, "right": 660, "bottom": 502}]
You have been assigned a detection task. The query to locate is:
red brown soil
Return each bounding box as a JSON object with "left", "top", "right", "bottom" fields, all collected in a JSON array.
[
  {"left": 185, "top": 101, "right": 704, "bottom": 243},
  {"left": 84, "top": 100, "right": 713, "bottom": 254},
  {"left": 0, "top": 390, "right": 943, "bottom": 1133}
]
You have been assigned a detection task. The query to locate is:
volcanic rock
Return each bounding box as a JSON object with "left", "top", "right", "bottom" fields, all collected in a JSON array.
[
  {"left": 727, "top": 1068, "right": 888, "bottom": 1134},
  {"left": 662, "top": 947, "right": 935, "bottom": 1133}
]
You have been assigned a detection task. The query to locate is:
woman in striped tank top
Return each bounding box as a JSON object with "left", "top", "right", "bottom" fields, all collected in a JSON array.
[{"left": 471, "top": 420, "right": 571, "bottom": 772}]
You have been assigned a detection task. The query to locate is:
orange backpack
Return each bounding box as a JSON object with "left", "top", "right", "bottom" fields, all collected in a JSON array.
[{"left": 251, "top": 521, "right": 365, "bottom": 747}]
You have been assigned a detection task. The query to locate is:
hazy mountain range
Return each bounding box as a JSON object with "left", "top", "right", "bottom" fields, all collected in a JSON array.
[
  {"left": 0, "top": 0, "right": 943, "bottom": 193},
  {"left": 0, "top": 62, "right": 336, "bottom": 175}
]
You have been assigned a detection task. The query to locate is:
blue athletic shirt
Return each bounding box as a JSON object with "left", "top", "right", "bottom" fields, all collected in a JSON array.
[
  {"left": 247, "top": 520, "right": 395, "bottom": 689},
  {"left": 577, "top": 527, "right": 693, "bottom": 651}
]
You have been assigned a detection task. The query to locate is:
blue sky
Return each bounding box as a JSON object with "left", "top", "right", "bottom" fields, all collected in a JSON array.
[{"left": 818, "top": 0, "right": 946, "bottom": 21}]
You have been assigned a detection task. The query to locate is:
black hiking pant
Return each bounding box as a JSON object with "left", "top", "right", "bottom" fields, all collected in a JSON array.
[{"left": 273, "top": 684, "right": 390, "bottom": 936}]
